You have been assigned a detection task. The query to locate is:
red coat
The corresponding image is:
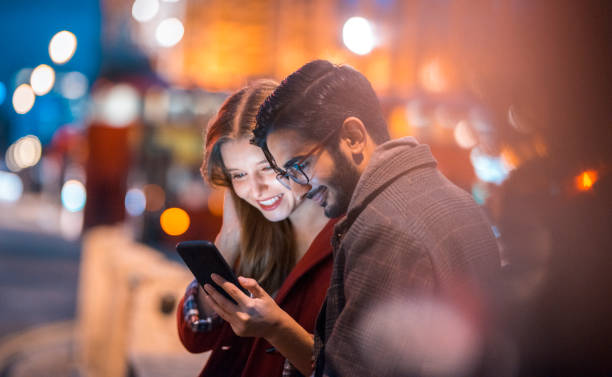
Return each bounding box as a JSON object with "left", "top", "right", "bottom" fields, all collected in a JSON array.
[{"left": 177, "top": 219, "right": 337, "bottom": 377}]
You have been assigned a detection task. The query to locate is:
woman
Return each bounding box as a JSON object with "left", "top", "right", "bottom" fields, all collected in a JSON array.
[{"left": 177, "top": 80, "right": 336, "bottom": 377}]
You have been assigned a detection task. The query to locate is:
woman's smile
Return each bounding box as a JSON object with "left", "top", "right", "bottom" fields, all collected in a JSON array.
[{"left": 257, "top": 194, "right": 283, "bottom": 211}]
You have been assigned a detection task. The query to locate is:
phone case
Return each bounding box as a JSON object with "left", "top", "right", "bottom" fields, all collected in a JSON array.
[{"left": 176, "top": 240, "right": 249, "bottom": 305}]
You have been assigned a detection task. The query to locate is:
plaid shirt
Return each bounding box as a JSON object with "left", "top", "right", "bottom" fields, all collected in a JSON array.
[{"left": 182, "top": 279, "right": 224, "bottom": 332}]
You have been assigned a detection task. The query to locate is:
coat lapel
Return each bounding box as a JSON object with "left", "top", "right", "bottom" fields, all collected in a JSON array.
[{"left": 274, "top": 218, "right": 338, "bottom": 304}]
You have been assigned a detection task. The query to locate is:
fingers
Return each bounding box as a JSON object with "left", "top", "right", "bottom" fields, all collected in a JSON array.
[
  {"left": 210, "top": 274, "right": 251, "bottom": 306},
  {"left": 201, "top": 284, "right": 234, "bottom": 321},
  {"left": 238, "top": 276, "right": 267, "bottom": 299}
]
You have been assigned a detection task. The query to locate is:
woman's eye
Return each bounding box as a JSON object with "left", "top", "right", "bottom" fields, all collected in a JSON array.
[{"left": 231, "top": 173, "right": 246, "bottom": 180}]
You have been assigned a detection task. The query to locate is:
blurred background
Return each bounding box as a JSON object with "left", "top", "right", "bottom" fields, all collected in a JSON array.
[{"left": 0, "top": 0, "right": 610, "bottom": 376}]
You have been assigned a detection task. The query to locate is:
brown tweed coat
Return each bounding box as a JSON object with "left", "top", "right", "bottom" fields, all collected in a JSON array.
[{"left": 314, "top": 137, "right": 501, "bottom": 377}]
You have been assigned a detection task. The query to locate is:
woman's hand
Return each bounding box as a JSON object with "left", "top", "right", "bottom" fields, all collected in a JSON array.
[
  {"left": 203, "top": 274, "right": 316, "bottom": 376},
  {"left": 202, "top": 274, "right": 288, "bottom": 339},
  {"left": 214, "top": 190, "right": 241, "bottom": 266}
]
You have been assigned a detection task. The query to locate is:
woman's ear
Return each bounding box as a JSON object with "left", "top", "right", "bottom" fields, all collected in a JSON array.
[{"left": 339, "top": 116, "right": 367, "bottom": 155}]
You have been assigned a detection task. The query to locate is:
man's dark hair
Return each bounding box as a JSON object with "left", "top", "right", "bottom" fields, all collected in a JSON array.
[{"left": 252, "top": 60, "right": 390, "bottom": 148}]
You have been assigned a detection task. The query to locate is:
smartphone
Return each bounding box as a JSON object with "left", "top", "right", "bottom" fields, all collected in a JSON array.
[{"left": 176, "top": 240, "right": 249, "bottom": 305}]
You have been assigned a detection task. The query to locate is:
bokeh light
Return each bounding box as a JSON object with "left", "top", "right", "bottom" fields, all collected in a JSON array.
[
  {"left": 12, "top": 84, "right": 36, "bottom": 114},
  {"left": 61, "top": 179, "right": 87, "bottom": 212},
  {"left": 144, "top": 183, "right": 165, "bottom": 211},
  {"left": 388, "top": 106, "right": 411, "bottom": 139},
  {"left": 358, "top": 298, "right": 480, "bottom": 376},
  {"left": 49, "top": 31, "right": 77, "bottom": 64},
  {"left": 470, "top": 148, "right": 510, "bottom": 185},
  {"left": 160, "top": 207, "right": 190, "bottom": 236},
  {"left": 342, "top": 17, "right": 375, "bottom": 55},
  {"left": 155, "top": 18, "right": 184, "bottom": 47},
  {"left": 575, "top": 170, "right": 598, "bottom": 191},
  {"left": 30, "top": 64, "right": 56, "bottom": 96},
  {"left": 454, "top": 121, "right": 478, "bottom": 149},
  {"left": 94, "top": 84, "right": 140, "bottom": 127},
  {"left": 0, "top": 171, "right": 23, "bottom": 203},
  {"left": 125, "top": 188, "right": 147, "bottom": 216},
  {"left": 0, "top": 81, "right": 6, "bottom": 105},
  {"left": 60, "top": 71, "right": 89, "bottom": 99},
  {"left": 5, "top": 144, "right": 20, "bottom": 172},
  {"left": 132, "top": 0, "right": 160, "bottom": 23},
  {"left": 420, "top": 58, "right": 447, "bottom": 92},
  {"left": 13, "top": 135, "right": 42, "bottom": 169}
]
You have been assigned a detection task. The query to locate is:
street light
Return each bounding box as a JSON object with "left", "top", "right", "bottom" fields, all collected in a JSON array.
[{"left": 342, "top": 17, "right": 375, "bottom": 55}]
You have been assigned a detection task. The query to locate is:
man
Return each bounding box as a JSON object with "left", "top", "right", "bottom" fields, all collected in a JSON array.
[{"left": 252, "top": 60, "right": 501, "bottom": 376}]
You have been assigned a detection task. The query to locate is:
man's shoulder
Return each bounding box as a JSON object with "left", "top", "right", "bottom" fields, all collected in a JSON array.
[{"left": 346, "top": 166, "right": 489, "bottom": 242}]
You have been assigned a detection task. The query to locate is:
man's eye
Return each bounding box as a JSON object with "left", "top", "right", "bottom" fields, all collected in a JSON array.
[{"left": 296, "top": 160, "right": 310, "bottom": 170}]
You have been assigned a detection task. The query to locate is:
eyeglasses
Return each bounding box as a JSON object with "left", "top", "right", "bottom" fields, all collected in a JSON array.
[{"left": 259, "top": 127, "right": 340, "bottom": 190}]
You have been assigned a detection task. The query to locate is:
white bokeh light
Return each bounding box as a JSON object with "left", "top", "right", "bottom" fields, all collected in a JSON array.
[
  {"left": 342, "top": 17, "right": 375, "bottom": 55},
  {"left": 0, "top": 171, "right": 23, "bottom": 203},
  {"left": 30, "top": 64, "right": 56, "bottom": 96},
  {"left": 12, "top": 84, "right": 36, "bottom": 114},
  {"left": 453, "top": 121, "right": 478, "bottom": 149},
  {"left": 132, "top": 0, "right": 160, "bottom": 23},
  {"left": 5, "top": 144, "right": 19, "bottom": 172},
  {"left": 155, "top": 18, "right": 184, "bottom": 47},
  {"left": 60, "top": 71, "right": 89, "bottom": 99},
  {"left": 94, "top": 84, "right": 140, "bottom": 127},
  {"left": 61, "top": 179, "right": 87, "bottom": 212},
  {"left": 14, "top": 135, "right": 42, "bottom": 169},
  {"left": 125, "top": 188, "right": 146, "bottom": 216},
  {"left": 49, "top": 31, "right": 77, "bottom": 64}
]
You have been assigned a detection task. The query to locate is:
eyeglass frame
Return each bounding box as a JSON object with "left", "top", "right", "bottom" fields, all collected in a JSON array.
[{"left": 255, "top": 126, "right": 341, "bottom": 190}]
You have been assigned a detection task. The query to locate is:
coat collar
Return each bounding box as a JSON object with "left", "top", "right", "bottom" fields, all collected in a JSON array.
[
  {"left": 274, "top": 217, "right": 338, "bottom": 304},
  {"left": 333, "top": 137, "right": 437, "bottom": 247}
]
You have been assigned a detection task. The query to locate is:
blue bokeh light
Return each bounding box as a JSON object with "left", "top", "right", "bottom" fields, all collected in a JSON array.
[
  {"left": 0, "top": 81, "right": 6, "bottom": 105},
  {"left": 61, "top": 179, "right": 87, "bottom": 212},
  {"left": 125, "top": 188, "right": 146, "bottom": 217}
]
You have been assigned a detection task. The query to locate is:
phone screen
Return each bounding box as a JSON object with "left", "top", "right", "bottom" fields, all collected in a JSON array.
[{"left": 176, "top": 240, "right": 249, "bottom": 305}]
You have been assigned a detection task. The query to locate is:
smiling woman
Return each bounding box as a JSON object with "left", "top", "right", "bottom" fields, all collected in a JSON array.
[
  {"left": 176, "top": 79, "right": 335, "bottom": 377},
  {"left": 220, "top": 138, "right": 303, "bottom": 223}
]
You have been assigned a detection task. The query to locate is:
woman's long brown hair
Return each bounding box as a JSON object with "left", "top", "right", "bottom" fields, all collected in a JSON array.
[{"left": 201, "top": 80, "right": 296, "bottom": 294}]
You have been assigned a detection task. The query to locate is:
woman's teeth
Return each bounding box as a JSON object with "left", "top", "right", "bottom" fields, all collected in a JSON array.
[{"left": 259, "top": 194, "right": 282, "bottom": 206}]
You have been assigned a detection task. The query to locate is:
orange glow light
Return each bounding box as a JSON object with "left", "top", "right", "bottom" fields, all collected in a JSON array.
[
  {"left": 575, "top": 170, "right": 598, "bottom": 191},
  {"left": 160, "top": 207, "right": 190, "bottom": 236},
  {"left": 388, "top": 106, "right": 411, "bottom": 139}
]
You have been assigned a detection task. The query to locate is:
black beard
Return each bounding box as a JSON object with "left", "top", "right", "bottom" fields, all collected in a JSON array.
[{"left": 324, "top": 150, "right": 361, "bottom": 218}]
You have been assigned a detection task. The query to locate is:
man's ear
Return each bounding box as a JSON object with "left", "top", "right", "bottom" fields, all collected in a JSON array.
[{"left": 339, "top": 117, "right": 367, "bottom": 155}]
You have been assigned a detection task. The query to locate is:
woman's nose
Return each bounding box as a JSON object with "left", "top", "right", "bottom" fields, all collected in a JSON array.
[{"left": 250, "top": 174, "right": 269, "bottom": 197}]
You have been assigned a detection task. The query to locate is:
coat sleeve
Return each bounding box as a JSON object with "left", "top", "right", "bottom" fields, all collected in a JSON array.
[
  {"left": 322, "top": 219, "right": 436, "bottom": 377},
  {"left": 176, "top": 294, "right": 229, "bottom": 353}
]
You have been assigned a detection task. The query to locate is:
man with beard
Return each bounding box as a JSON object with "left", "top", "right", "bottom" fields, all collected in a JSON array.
[{"left": 252, "top": 60, "right": 501, "bottom": 377}]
